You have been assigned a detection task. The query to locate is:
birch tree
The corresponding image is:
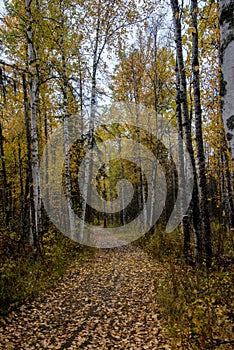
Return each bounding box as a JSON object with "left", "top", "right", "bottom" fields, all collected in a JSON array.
[
  {"left": 24, "top": 0, "right": 42, "bottom": 252},
  {"left": 175, "top": 60, "right": 190, "bottom": 261},
  {"left": 58, "top": 0, "right": 77, "bottom": 239},
  {"left": 220, "top": 0, "right": 234, "bottom": 166},
  {"left": 79, "top": 0, "right": 140, "bottom": 237},
  {"left": 191, "top": 0, "right": 212, "bottom": 265},
  {"left": 170, "top": 0, "right": 203, "bottom": 264},
  {"left": 0, "top": 121, "right": 10, "bottom": 227}
]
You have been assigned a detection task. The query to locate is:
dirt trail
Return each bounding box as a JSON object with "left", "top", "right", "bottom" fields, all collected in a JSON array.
[{"left": 0, "top": 245, "right": 172, "bottom": 349}]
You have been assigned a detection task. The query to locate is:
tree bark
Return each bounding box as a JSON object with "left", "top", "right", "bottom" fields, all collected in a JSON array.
[
  {"left": 59, "top": 1, "right": 76, "bottom": 240},
  {"left": 223, "top": 142, "right": 234, "bottom": 230},
  {"left": 170, "top": 0, "right": 203, "bottom": 264},
  {"left": 80, "top": 4, "right": 101, "bottom": 239},
  {"left": 175, "top": 60, "right": 190, "bottom": 262},
  {"left": 219, "top": 0, "right": 234, "bottom": 165},
  {"left": 23, "top": 72, "right": 35, "bottom": 248},
  {"left": 0, "top": 121, "right": 10, "bottom": 227},
  {"left": 191, "top": 0, "right": 213, "bottom": 266},
  {"left": 24, "top": 0, "right": 42, "bottom": 254},
  {"left": 18, "top": 139, "right": 25, "bottom": 242}
]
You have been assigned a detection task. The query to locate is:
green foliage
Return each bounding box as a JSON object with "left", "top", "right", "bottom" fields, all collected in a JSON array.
[
  {"left": 0, "top": 227, "right": 95, "bottom": 316},
  {"left": 139, "top": 225, "right": 184, "bottom": 261},
  {"left": 143, "top": 226, "right": 234, "bottom": 349},
  {"left": 155, "top": 260, "right": 234, "bottom": 349}
]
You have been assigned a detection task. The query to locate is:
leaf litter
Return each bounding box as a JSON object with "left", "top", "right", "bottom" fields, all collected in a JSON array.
[{"left": 0, "top": 244, "right": 172, "bottom": 349}]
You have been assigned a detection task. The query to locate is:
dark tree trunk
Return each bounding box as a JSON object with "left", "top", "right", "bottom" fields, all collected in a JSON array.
[
  {"left": 18, "top": 139, "right": 26, "bottom": 243},
  {"left": 24, "top": 0, "right": 42, "bottom": 256},
  {"left": 191, "top": 0, "right": 213, "bottom": 267},
  {"left": 23, "top": 72, "right": 36, "bottom": 249},
  {"left": 170, "top": 0, "right": 203, "bottom": 264},
  {"left": 175, "top": 60, "right": 190, "bottom": 262},
  {"left": 0, "top": 121, "right": 10, "bottom": 227}
]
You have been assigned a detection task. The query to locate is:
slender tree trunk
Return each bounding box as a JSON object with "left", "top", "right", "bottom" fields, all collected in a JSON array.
[
  {"left": 59, "top": 2, "right": 76, "bottom": 239},
  {"left": 79, "top": 70, "right": 97, "bottom": 240},
  {"left": 43, "top": 107, "right": 49, "bottom": 231},
  {"left": 129, "top": 54, "right": 147, "bottom": 227},
  {"left": 117, "top": 138, "right": 126, "bottom": 226},
  {"left": 80, "top": 10, "right": 101, "bottom": 240},
  {"left": 191, "top": 0, "right": 213, "bottom": 266},
  {"left": 170, "top": 0, "right": 203, "bottom": 264},
  {"left": 0, "top": 121, "right": 10, "bottom": 227},
  {"left": 0, "top": 67, "right": 6, "bottom": 105},
  {"left": 25, "top": 0, "right": 42, "bottom": 254},
  {"left": 18, "top": 139, "right": 25, "bottom": 242},
  {"left": 23, "top": 72, "right": 35, "bottom": 247},
  {"left": 149, "top": 30, "right": 159, "bottom": 229},
  {"left": 175, "top": 60, "right": 190, "bottom": 261},
  {"left": 0, "top": 66, "right": 9, "bottom": 228},
  {"left": 219, "top": 0, "right": 234, "bottom": 166}
]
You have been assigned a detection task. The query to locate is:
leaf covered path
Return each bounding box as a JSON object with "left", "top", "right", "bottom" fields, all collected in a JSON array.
[{"left": 1, "top": 245, "right": 172, "bottom": 349}]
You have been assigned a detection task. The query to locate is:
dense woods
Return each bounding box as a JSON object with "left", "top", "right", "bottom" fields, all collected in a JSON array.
[{"left": 0, "top": 0, "right": 233, "bottom": 349}]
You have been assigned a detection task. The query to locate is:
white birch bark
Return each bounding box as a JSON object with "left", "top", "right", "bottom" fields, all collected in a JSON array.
[
  {"left": 63, "top": 115, "right": 76, "bottom": 239},
  {"left": 79, "top": 10, "right": 100, "bottom": 240},
  {"left": 170, "top": 0, "right": 203, "bottom": 264},
  {"left": 59, "top": 2, "right": 76, "bottom": 240},
  {"left": 117, "top": 137, "right": 126, "bottom": 226},
  {"left": 25, "top": 0, "right": 42, "bottom": 249},
  {"left": 220, "top": 0, "right": 234, "bottom": 165}
]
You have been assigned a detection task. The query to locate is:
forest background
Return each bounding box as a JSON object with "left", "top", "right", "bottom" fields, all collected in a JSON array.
[{"left": 0, "top": 1, "right": 233, "bottom": 348}]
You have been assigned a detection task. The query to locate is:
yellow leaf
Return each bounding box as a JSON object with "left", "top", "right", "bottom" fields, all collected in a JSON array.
[
  {"left": 188, "top": 27, "right": 197, "bottom": 34},
  {"left": 194, "top": 65, "right": 199, "bottom": 71}
]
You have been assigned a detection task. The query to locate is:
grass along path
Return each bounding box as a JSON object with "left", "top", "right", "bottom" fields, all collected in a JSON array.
[{"left": 0, "top": 244, "right": 172, "bottom": 349}]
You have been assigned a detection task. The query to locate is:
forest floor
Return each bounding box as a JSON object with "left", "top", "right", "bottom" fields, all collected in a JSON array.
[{"left": 0, "top": 244, "right": 173, "bottom": 350}]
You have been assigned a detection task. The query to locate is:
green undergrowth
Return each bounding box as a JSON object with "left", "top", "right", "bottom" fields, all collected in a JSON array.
[
  {"left": 155, "top": 259, "right": 234, "bottom": 349},
  {"left": 142, "top": 225, "right": 234, "bottom": 349},
  {"left": 0, "top": 227, "right": 95, "bottom": 316}
]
